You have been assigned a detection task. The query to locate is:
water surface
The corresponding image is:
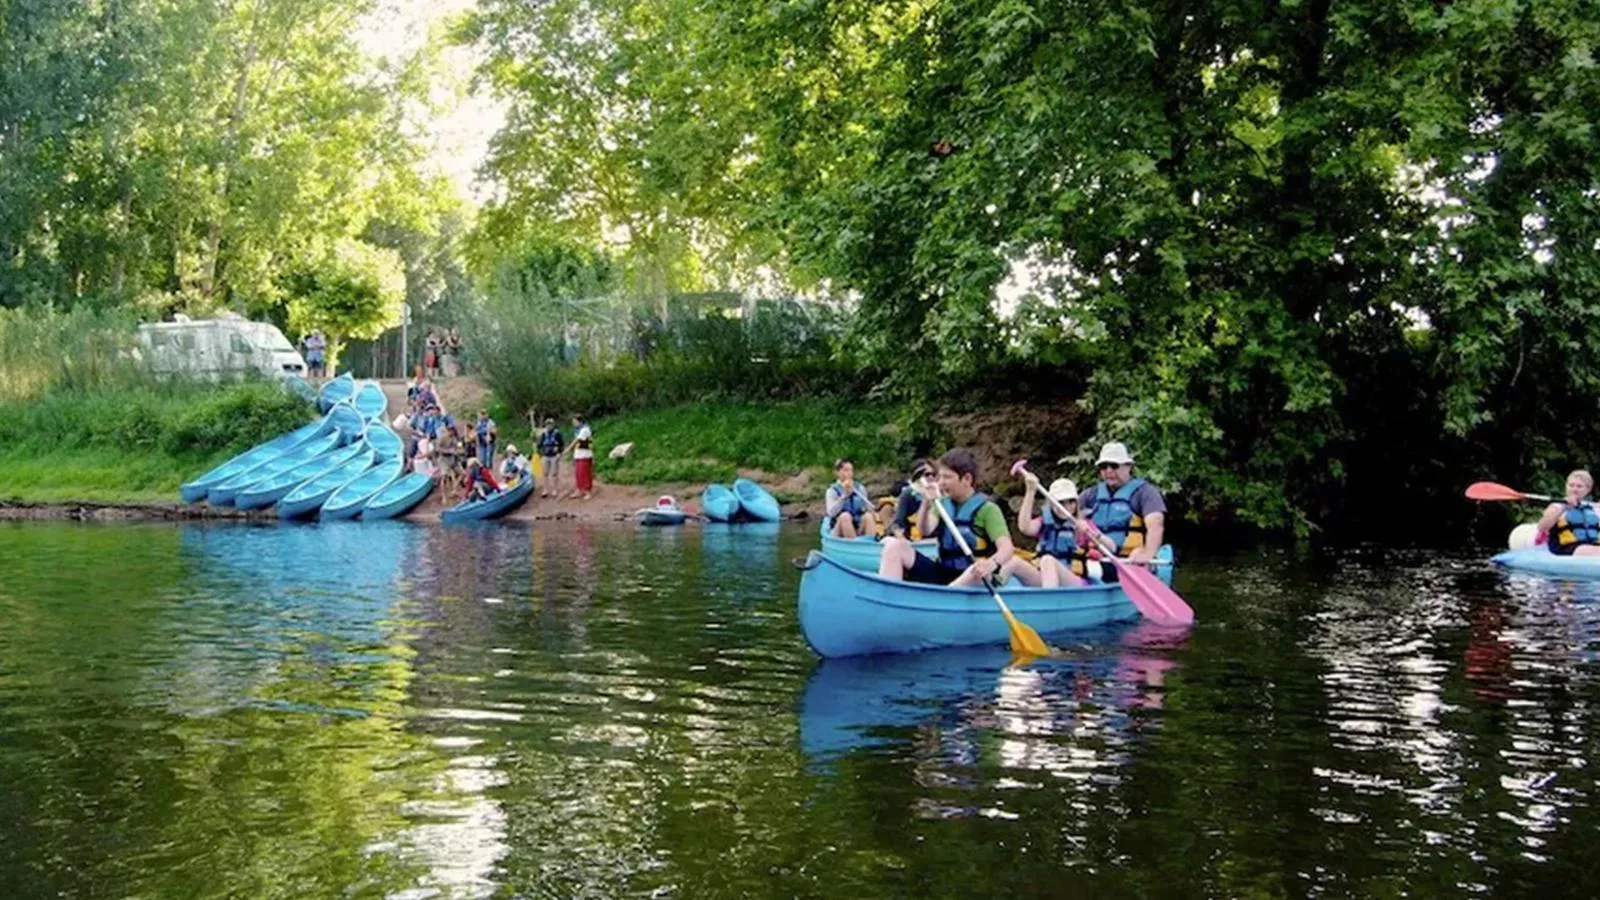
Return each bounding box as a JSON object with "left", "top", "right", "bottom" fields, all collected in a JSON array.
[{"left": 2, "top": 522, "right": 1598, "bottom": 898}]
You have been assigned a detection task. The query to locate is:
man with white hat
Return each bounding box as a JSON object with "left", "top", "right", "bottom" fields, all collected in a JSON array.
[{"left": 1077, "top": 441, "right": 1166, "bottom": 566}]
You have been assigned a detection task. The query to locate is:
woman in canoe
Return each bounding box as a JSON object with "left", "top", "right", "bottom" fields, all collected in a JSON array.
[
  {"left": 825, "top": 458, "right": 878, "bottom": 538},
  {"left": 1000, "top": 474, "right": 1089, "bottom": 587},
  {"left": 878, "top": 449, "right": 1014, "bottom": 586},
  {"left": 1538, "top": 470, "right": 1600, "bottom": 556}
]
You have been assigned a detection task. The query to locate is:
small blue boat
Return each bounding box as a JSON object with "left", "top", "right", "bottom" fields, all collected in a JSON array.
[
  {"left": 797, "top": 551, "right": 1142, "bottom": 658},
  {"left": 701, "top": 484, "right": 738, "bottom": 522},
  {"left": 352, "top": 380, "right": 387, "bottom": 420},
  {"left": 440, "top": 477, "right": 534, "bottom": 523},
  {"left": 321, "top": 456, "right": 404, "bottom": 520},
  {"left": 362, "top": 422, "right": 404, "bottom": 460},
  {"left": 1491, "top": 546, "right": 1600, "bottom": 579},
  {"left": 360, "top": 472, "right": 435, "bottom": 520},
  {"left": 208, "top": 431, "right": 340, "bottom": 505},
  {"left": 818, "top": 522, "right": 937, "bottom": 571},
  {"left": 278, "top": 448, "right": 378, "bottom": 519},
  {"left": 179, "top": 418, "right": 324, "bottom": 503},
  {"left": 282, "top": 374, "right": 318, "bottom": 405},
  {"left": 327, "top": 403, "right": 366, "bottom": 443},
  {"left": 235, "top": 443, "right": 368, "bottom": 511},
  {"left": 733, "top": 478, "right": 781, "bottom": 522},
  {"left": 317, "top": 373, "right": 355, "bottom": 412}
]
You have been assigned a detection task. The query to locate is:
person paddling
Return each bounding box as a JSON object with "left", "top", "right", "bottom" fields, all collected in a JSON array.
[
  {"left": 887, "top": 459, "right": 935, "bottom": 539},
  {"left": 1078, "top": 442, "right": 1167, "bottom": 572},
  {"left": 1000, "top": 475, "right": 1089, "bottom": 587},
  {"left": 499, "top": 444, "right": 531, "bottom": 486},
  {"left": 878, "top": 449, "right": 1013, "bottom": 586},
  {"left": 825, "top": 458, "right": 877, "bottom": 538},
  {"left": 1538, "top": 470, "right": 1600, "bottom": 556}
]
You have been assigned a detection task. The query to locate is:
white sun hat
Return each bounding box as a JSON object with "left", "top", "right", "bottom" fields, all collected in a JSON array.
[
  {"left": 1095, "top": 442, "right": 1135, "bottom": 466},
  {"left": 1048, "top": 478, "right": 1079, "bottom": 504}
]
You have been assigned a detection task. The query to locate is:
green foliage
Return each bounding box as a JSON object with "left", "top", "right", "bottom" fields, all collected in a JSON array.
[
  {"left": 0, "top": 306, "right": 152, "bottom": 402},
  {"left": 281, "top": 238, "right": 406, "bottom": 369}
]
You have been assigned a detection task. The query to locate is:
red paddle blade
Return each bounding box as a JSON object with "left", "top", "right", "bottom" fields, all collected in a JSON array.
[{"left": 1465, "top": 481, "right": 1529, "bottom": 502}]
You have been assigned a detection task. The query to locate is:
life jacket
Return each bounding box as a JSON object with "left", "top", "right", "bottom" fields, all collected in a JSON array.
[
  {"left": 832, "top": 482, "right": 867, "bottom": 521},
  {"left": 1088, "top": 477, "right": 1147, "bottom": 555},
  {"left": 1037, "top": 506, "right": 1077, "bottom": 559},
  {"left": 937, "top": 492, "right": 995, "bottom": 570},
  {"left": 538, "top": 428, "right": 562, "bottom": 456},
  {"left": 1549, "top": 502, "right": 1600, "bottom": 549},
  {"left": 476, "top": 418, "right": 494, "bottom": 442}
]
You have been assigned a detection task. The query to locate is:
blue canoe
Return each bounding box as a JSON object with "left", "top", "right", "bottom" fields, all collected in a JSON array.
[
  {"left": 797, "top": 551, "right": 1142, "bottom": 657},
  {"left": 352, "top": 380, "right": 387, "bottom": 421},
  {"left": 317, "top": 373, "right": 355, "bottom": 413},
  {"left": 701, "top": 484, "right": 738, "bottom": 522},
  {"left": 282, "top": 374, "right": 318, "bottom": 405},
  {"left": 235, "top": 443, "right": 368, "bottom": 511},
  {"left": 440, "top": 477, "right": 535, "bottom": 523},
  {"left": 327, "top": 403, "right": 367, "bottom": 443},
  {"left": 818, "top": 522, "right": 937, "bottom": 571},
  {"left": 278, "top": 447, "right": 378, "bottom": 519},
  {"left": 321, "top": 456, "right": 404, "bottom": 520},
  {"left": 208, "top": 431, "right": 341, "bottom": 505},
  {"left": 362, "top": 422, "right": 404, "bottom": 460},
  {"left": 361, "top": 472, "right": 435, "bottom": 520},
  {"left": 179, "top": 418, "right": 325, "bottom": 503},
  {"left": 733, "top": 478, "right": 781, "bottom": 522},
  {"left": 1491, "top": 546, "right": 1600, "bottom": 579}
]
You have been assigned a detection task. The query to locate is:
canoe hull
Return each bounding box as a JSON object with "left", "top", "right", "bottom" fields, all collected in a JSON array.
[
  {"left": 1491, "top": 546, "right": 1600, "bottom": 579},
  {"left": 352, "top": 380, "right": 387, "bottom": 420},
  {"left": 235, "top": 443, "right": 366, "bottom": 511},
  {"left": 180, "top": 419, "right": 325, "bottom": 502},
  {"left": 440, "top": 477, "right": 534, "bottom": 523},
  {"left": 733, "top": 478, "right": 781, "bottom": 522},
  {"left": 317, "top": 373, "right": 355, "bottom": 413},
  {"left": 361, "top": 473, "right": 435, "bottom": 520},
  {"left": 797, "top": 552, "right": 1140, "bottom": 658},
  {"left": 819, "top": 524, "right": 936, "bottom": 571},
  {"left": 208, "top": 431, "right": 341, "bottom": 505},
  {"left": 640, "top": 508, "right": 688, "bottom": 526},
  {"left": 701, "top": 484, "right": 738, "bottom": 522},
  {"left": 321, "top": 458, "right": 404, "bottom": 520},
  {"left": 278, "top": 450, "right": 378, "bottom": 519}
]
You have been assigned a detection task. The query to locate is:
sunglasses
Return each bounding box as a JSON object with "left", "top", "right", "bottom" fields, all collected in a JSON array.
[{"left": 1097, "top": 462, "right": 1123, "bottom": 471}]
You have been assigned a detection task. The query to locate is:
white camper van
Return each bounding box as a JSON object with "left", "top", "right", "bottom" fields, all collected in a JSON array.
[{"left": 137, "top": 313, "right": 307, "bottom": 379}]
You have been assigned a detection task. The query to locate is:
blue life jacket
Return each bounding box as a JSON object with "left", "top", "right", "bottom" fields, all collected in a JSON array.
[
  {"left": 1088, "top": 477, "right": 1148, "bottom": 555},
  {"left": 832, "top": 482, "right": 867, "bottom": 521},
  {"left": 538, "top": 428, "right": 562, "bottom": 456},
  {"left": 1550, "top": 502, "right": 1600, "bottom": 549},
  {"left": 476, "top": 418, "right": 493, "bottom": 443},
  {"left": 1037, "top": 505, "right": 1077, "bottom": 558},
  {"left": 937, "top": 492, "right": 995, "bottom": 570}
]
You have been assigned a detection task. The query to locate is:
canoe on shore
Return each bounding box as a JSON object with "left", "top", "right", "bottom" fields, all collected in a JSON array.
[
  {"left": 817, "top": 522, "right": 937, "bottom": 571},
  {"left": 278, "top": 449, "right": 378, "bottom": 519},
  {"left": 1491, "top": 546, "right": 1600, "bottom": 579},
  {"left": 360, "top": 472, "right": 435, "bottom": 520},
  {"left": 639, "top": 506, "right": 689, "bottom": 526},
  {"left": 236, "top": 443, "right": 369, "bottom": 511},
  {"left": 208, "top": 431, "right": 341, "bottom": 505},
  {"left": 179, "top": 418, "right": 327, "bottom": 503},
  {"left": 701, "top": 484, "right": 738, "bottom": 522},
  {"left": 440, "top": 477, "right": 534, "bottom": 523},
  {"left": 317, "top": 373, "right": 355, "bottom": 412},
  {"left": 797, "top": 551, "right": 1142, "bottom": 658},
  {"left": 733, "top": 478, "right": 780, "bottom": 522},
  {"left": 352, "top": 380, "right": 387, "bottom": 420},
  {"left": 362, "top": 422, "right": 404, "bottom": 460},
  {"left": 327, "top": 403, "right": 366, "bottom": 442},
  {"left": 321, "top": 457, "right": 404, "bottom": 520}
]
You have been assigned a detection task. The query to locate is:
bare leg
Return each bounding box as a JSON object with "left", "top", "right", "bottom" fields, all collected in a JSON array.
[
  {"left": 834, "top": 515, "right": 857, "bottom": 538},
  {"left": 1000, "top": 557, "right": 1044, "bottom": 587},
  {"left": 877, "top": 537, "right": 916, "bottom": 581},
  {"left": 860, "top": 511, "right": 879, "bottom": 538},
  {"left": 949, "top": 563, "right": 988, "bottom": 588},
  {"left": 1045, "top": 556, "right": 1085, "bottom": 586}
]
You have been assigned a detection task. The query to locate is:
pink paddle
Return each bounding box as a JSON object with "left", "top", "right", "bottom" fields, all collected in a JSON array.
[{"left": 1011, "top": 459, "right": 1195, "bottom": 627}]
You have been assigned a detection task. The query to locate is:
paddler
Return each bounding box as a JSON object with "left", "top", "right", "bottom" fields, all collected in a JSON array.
[
  {"left": 1537, "top": 469, "right": 1600, "bottom": 556},
  {"left": 499, "top": 445, "right": 531, "bottom": 486},
  {"left": 825, "top": 458, "right": 878, "bottom": 538},
  {"left": 878, "top": 449, "right": 1014, "bottom": 586},
  {"left": 887, "top": 458, "right": 935, "bottom": 539},
  {"left": 1078, "top": 442, "right": 1167, "bottom": 573},
  {"left": 999, "top": 474, "right": 1089, "bottom": 587}
]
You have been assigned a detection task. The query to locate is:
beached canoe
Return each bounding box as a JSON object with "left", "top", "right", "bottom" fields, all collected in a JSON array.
[
  {"left": 797, "top": 551, "right": 1142, "bottom": 657},
  {"left": 440, "top": 477, "right": 534, "bottom": 523},
  {"left": 278, "top": 448, "right": 378, "bottom": 519},
  {"left": 317, "top": 373, "right": 355, "bottom": 412},
  {"left": 282, "top": 374, "right": 318, "bottom": 405},
  {"left": 235, "top": 443, "right": 368, "bottom": 511},
  {"left": 639, "top": 506, "right": 690, "bottom": 526},
  {"left": 352, "top": 380, "right": 387, "bottom": 420},
  {"left": 733, "top": 478, "right": 781, "bottom": 522},
  {"left": 701, "top": 484, "right": 739, "bottom": 522},
  {"left": 208, "top": 431, "right": 341, "bottom": 505},
  {"left": 1491, "top": 546, "right": 1600, "bottom": 579},
  {"left": 179, "top": 418, "right": 326, "bottom": 503},
  {"left": 321, "top": 456, "right": 404, "bottom": 520},
  {"left": 327, "top": 403, "right": 366, "bottom": 442},
  {"left": 362, "top": 422, "right": 404, "bottom": 460},
  {"left": 818, "top": 522, "right": 937, "bottom": 571},
  {"left": 360, "top": 472, "right": 435, "bottom": 520}
]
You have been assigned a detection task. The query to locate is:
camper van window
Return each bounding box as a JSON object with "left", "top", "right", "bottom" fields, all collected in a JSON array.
[
  {"left": 230, "top": 334, "right": 253, "bottom": 354},
  {"left": 149, "top": 332, "right": 171, "bottom": 348},
  {"left": 175, "top": 333, "right": 195, "bottom": 351}
]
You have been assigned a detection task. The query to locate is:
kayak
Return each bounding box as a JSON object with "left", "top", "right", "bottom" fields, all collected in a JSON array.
[
  {"left": 1491, "top": 546, "right": 1600, "bottom": 579},
  {"left": 282, "top": 374, "right": 318, "bottom": 405},
  {"left": 797, "top": 551, "right": 1141, "bottom": 657},
  {"left": 818, "top": 522, "right": 937, "bottom": 571},
  {"left": 179, "top": 418, "right": 325, "bottom": 503},
  {"left": 440, "top": 477, "right": 534, "bottom": 523},
  {"left": 327, "top": 403, "right": 367, "bottom": 442},
  {"left": 317, "top": 373, "right": 355, "bottom": 412},
  {"left": 733, "top": 478, "right": 781, "bottom": 522},
  {"left": 208, "top": 431, "right": 340, "bottom": 505},
  {"left": 361, "top": 472, "right": 435, "bottom": 520},
  {"left": 361, "top": 422, "right": 404, "bottom": 460},
  {"left": 701, "top": 484, "right": 739, "bottom": 522},
  {"left": 277, "top": 448, "right": 378, "bottom": 519},
  {"left": 639, "top": 507, "right": 689, "bottom": 526},
  {"left": 235, "top": 443, "right": 369, "bottom": 511},
  {"left": 321, "top": 456, "right": 404, "bottom": 520},
  {"left": 352, "top": 380, "right": 387, "bottom": 420}
]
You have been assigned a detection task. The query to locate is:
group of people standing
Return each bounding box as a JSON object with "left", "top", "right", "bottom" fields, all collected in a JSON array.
[
  {"left": 423, "top": 328, "right": 463, "bottom": 379},
  {"left": 825, "top": 442, "right": 1167, "bottom": 589}
]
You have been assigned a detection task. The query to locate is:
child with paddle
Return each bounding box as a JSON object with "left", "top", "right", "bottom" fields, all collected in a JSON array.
[
  {"left": 1000, "top": 474, "right": 1091, "bottom": 587},
  {"left": 878, "top": 449, "right": 1014, "bottom": 586},
  {"left": 825, "top": 458, "right": 878, "bottom": 538}
]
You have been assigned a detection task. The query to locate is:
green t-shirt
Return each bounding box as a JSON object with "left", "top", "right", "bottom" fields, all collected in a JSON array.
[{"left": 934, "top": 496, "right": 1009, "bottom": 547}]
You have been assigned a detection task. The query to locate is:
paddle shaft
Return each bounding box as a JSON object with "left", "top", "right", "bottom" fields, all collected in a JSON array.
[{"left": 1018, "top": 466, "right": 1146, "bottom": 564}]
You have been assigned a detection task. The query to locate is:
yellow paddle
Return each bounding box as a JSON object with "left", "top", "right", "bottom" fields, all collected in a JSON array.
[{"left": 927, "top": 488, "right": 1052, "bottom": 657}]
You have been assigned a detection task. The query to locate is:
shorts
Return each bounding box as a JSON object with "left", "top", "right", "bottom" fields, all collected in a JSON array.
[
  {"left": 1550, "top": 542, "right": 1579, "bottom": 557},
  {"left": 541, "top": 455, "right": 560, "bottom": 476},
  {"left": 904, "top": 553, "right": 961, "bottom": 586}
]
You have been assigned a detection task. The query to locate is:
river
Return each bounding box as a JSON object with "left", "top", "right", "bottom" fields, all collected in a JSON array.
[{"left": 1, "top": 521, "right": 1597, "bottom": 898}]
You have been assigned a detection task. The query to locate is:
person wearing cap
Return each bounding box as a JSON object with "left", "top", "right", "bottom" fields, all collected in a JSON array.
[
  {"left": 887, "top": 458, "right": 936, "bottom": 539},
  {"left": 1001, "top": 474, "right": 1090, "bottom": 587},
  {"left": 499, "top": 444, "right": 531, "bottom": 486},
  {"left": 825, "top": 458, "right": 878, "bottom": 538},
  {"left": 1077, "top": 441, "right": 1167, "bottom": 565}
]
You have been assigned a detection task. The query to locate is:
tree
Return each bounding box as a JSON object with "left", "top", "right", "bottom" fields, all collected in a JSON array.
[{"left": 282, "top": 238, "right": 405, "bottom": 372}]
